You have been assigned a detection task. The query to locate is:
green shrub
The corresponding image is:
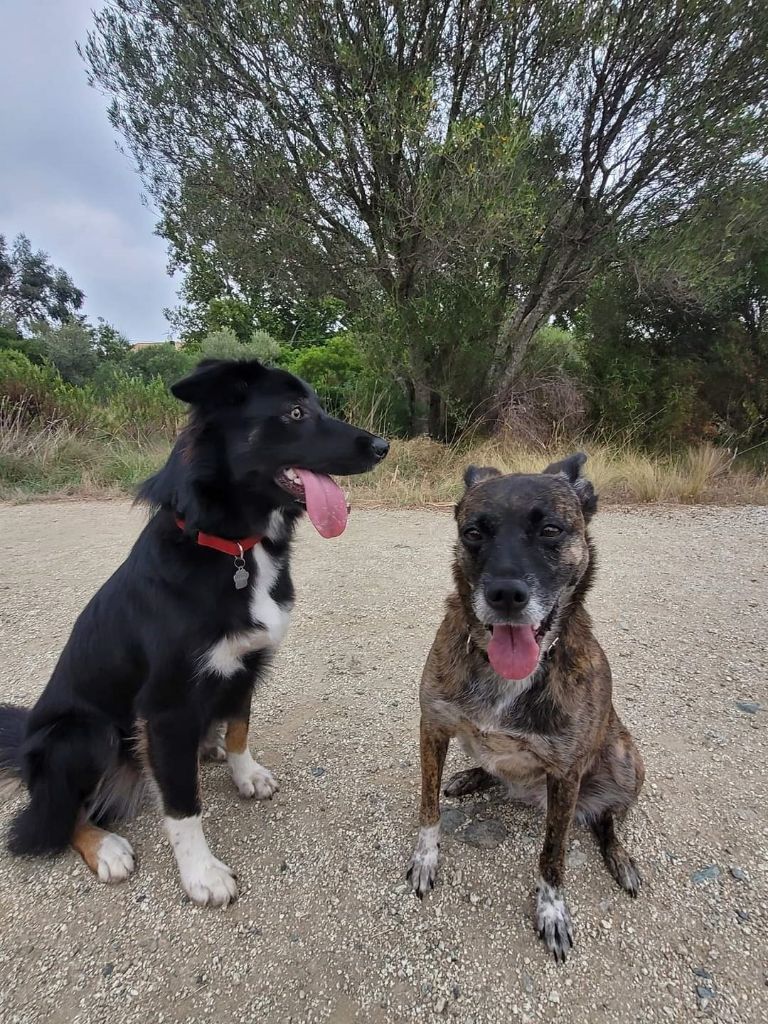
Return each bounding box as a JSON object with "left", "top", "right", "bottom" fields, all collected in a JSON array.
[
  {"left": 197, "top": 328, "right": 281, "bottom": 363},
  {"left": 124, "top": 343, "right": 195, "bottom": 388},
  {"left": 0, "top": 349, "right": 96, "bottom": 431},
  {"left": 100, "top": 372, "right": 183, "bottom": 441}
]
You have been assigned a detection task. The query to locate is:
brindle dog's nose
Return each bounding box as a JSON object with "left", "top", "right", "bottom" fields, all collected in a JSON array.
[
  {"left": 484, "top": 578, "right": 530, "bottom": 614},
  {"left": 370, "top": 436, "right": 390, "bottom": 461}
]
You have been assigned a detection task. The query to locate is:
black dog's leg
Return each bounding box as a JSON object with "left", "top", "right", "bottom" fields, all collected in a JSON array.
[
  {"left": 225, "top": 688, "right": 279, "bottom": 800},
  {"left": 145, "top": 711, "right": 237, "bottom": 907},
  {"left": 8, "top": 715, "right": 137, "bottom": 887},
  {"left": 535, "top": 771, "right": 580, "bottom": 962}
]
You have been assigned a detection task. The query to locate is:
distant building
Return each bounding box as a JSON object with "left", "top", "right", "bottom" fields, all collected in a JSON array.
[{"left": 131, "top": 340, "right": 183, "bottom": 350}]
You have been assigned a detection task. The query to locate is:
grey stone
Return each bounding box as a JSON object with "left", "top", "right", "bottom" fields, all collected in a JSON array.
[
  {"left": 729, "top": 865, "right": 747, "bottom": 881},
  {"left": 692, "top": 967, "right": 713, "bottom": 979},
  {"left": 311, "top": 765, "right": 326, "bottom": 777},
  {"left": 735, "top": 700, "right": 761, "bottom": 715},
  {"left": 459, "top": 819, "right": 508, "bottom": 849},
  {"left": 440, "top": 807, "right": 469, "bottom": 835},
  {"left": 691, "top": 865, "right": 721, "bottom": 884}
]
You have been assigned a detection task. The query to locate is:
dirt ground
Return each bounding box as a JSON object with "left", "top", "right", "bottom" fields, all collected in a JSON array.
[{"left": 0, "top": 501, "right": 766, "bottom": 1024}]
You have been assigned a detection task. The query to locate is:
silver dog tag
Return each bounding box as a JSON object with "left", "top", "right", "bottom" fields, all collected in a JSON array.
[{"left": 233, "top": 566, "right": 249, "bottom": 590}]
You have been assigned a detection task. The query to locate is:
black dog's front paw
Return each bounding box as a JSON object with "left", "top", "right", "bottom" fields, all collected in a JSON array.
[{"left": 535, "top": 880, "right": 574, "bottom": 962}]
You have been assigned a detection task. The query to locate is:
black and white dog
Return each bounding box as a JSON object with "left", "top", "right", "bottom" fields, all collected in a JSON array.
[{"left": 0, "top": 358, "right": 388, "bottom": 905}]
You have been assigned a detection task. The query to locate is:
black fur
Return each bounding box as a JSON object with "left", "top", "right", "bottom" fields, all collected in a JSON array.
[{"left": 0, "top": 358, "right": 388, "bottom": 865}]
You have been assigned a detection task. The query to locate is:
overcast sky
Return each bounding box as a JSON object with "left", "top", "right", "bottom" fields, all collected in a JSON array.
[{"left": 0, "top": 0, "right": 177, "bottom": 341}]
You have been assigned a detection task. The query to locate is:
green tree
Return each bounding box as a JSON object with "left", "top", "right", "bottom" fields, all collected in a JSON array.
[
  {"left": 31, "top": 321, "right": 99, "bottom": 387},
  {"left": 0, "top": 234, "right": 84, "bottom": 331},
  {"left": 85, "top": 0, "right": 768, "bottom": 434},
  {"left": 93, "top": 319, "right": 131, "bottom": 362}
]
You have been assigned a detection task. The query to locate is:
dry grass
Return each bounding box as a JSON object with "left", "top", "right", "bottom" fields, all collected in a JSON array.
[
  {"left": 343, "top": 437, "right": 768, "bottom": 507},
  {"left": 1, "top": 408, "right": 766, "bottom": 506}
]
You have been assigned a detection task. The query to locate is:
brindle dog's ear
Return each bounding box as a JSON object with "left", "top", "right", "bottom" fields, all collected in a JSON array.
[
  {"left": 542, "top": 452, "right": 598, "bottom": 522},
  {"left": 463, "top": 465, "right": 502, "bottom": 490}
]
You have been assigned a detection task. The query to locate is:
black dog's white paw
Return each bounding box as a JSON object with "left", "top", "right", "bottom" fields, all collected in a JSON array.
[
  {"left": 406, "top": 824, "right": 440, "bottom": 898},
  {"left": 535, "top": 879, "right": 574, "bottom": 962}
]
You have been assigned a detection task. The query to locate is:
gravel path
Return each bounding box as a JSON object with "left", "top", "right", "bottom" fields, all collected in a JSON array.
[{"left": 0, "top": 502, "right": 766, "bottom": 1024}]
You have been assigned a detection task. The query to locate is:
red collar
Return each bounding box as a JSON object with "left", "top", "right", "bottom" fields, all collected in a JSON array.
[{"left": 175, "top": 518, "right": 262, "bottom": 556}]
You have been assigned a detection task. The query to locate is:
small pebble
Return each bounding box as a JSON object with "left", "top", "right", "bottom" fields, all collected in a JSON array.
[
  {"left": 729, "top": 865, "right": 747, "bottom": 881},
  {"left": 692, "top": 967, "right": 713, "bottom": 980}
]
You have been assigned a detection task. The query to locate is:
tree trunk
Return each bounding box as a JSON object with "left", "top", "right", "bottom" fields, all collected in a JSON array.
[{"left": 411, "top": 377, "right": 431, "bottom": 435}]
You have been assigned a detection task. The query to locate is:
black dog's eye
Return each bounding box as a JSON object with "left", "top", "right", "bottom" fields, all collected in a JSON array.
[
  {"left": 462, "top": 526, "right": 483, "bottom": 544},
  {"left": 289, "top": 406, "right": 304, "bottom": 421},
  {"left": 539, "top": 524, "right": 563, "bottom": 539}
]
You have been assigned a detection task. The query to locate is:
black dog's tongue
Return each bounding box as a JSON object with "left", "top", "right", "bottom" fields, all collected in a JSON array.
[
  {"left": 487, "top": 624, "right": 541, "bottom": 679},
  {"left": 295, "top": 469, "right": 348, "bottom": 538}
]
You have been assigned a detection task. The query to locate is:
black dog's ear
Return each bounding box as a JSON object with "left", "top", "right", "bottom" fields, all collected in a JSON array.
[
  {"left": 463, "top": 465, "right": 502, "bottom": 490},
  {"left": 542, "top": 451, "right": 597, "bottom": 521},
  {"left": 171, "top": 358, "right": 266, "bottom": 407}
]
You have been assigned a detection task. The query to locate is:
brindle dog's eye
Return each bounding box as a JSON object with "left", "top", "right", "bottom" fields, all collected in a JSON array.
[
  {"left": 463, "top": 526, "right": 483, "bottom": 543},
  {"left": 540, "top": 524, "right": 563, "bottom": 539},
  {"left": 289, "top": 406, "right": 304, "bottom": 421}
]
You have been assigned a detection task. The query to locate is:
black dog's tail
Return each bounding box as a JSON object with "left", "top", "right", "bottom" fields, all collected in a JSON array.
[
  {"left": 5, "top": 713, "right": 117, "bottom": 856},
  {"left": 0, "top": 704, "right": 29, "bottom": 798}
]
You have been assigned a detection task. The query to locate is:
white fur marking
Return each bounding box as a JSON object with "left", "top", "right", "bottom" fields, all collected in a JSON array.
[
  {"left": 165, "top": 815, "right": 237, "bottom": 906},
  {"left": 94, "top": 832, "right": 136, "bottom": 883},
  {"left": 201, "top": 539, "right": 292, "bottom": 679},
  {"left": 536, "top": 876, "right": 574, "bottom": 958},
  {"left": 407, "top": 823, "right": 441, "bottom": 897},
  {"left": 227, "top": 750, "right": 279, "bottom": 799},
  {"left": 471, "top": 590, "right": 547, "bottom": 632}
]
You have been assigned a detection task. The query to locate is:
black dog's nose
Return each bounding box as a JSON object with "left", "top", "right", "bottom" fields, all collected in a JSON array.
[
  {"left": 370, "top": 436, "right": 390, "bottom": 461},
  {"left": 484, "top": 578, "right": 530, "bottom": 613}
]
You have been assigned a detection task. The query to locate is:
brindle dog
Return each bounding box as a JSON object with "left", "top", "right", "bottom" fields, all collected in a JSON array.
[{"left": 407, "top": 453, "right": 644, "bottom": 961}]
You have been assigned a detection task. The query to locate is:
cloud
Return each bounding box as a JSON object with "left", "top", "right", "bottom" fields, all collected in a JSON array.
[{"left": 0, "top": 0, "right": 179, "bottom": 340}]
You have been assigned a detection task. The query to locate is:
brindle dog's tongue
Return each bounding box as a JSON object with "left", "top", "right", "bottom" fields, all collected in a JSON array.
[
  {"left": 295, "top": 469, "right": 348, "bottom": 538},
  {"left": 487, "top": 624, "right": 540, "bottom": 680}
]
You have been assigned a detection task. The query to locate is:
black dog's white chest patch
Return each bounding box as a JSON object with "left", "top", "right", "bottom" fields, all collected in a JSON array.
[{"left": 201, "top": 520, "right": 292, "bottom": 678}]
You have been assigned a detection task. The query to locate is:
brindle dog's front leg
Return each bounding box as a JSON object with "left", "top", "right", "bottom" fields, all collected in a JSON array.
[
  {"left": 536, "top": 771, "right": 581, "bottom": 961},
  {"left": 406, "top": 717, "right": 449, "bottom": 898}
]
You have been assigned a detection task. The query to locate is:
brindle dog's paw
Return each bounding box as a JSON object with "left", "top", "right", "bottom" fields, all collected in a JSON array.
[
  {"left": 443, "top": 766, "right": 498, "bottom": 797},
  {"left": 535, "top": 880, "right": 574, "bottom": 962},
  {"left": 406, "top": 824, "right": 440, "bottom": 899},
  {"left": 200, "top": 722, "right": 227, "bottom": 761},
  {"left": 605, "top": 849, "right": 642, "bottom": 896}
]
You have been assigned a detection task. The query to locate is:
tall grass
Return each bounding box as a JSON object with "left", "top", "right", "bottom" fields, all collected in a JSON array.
[{"left": 0, "top": 397, "right": 170, "bottom": 500}]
